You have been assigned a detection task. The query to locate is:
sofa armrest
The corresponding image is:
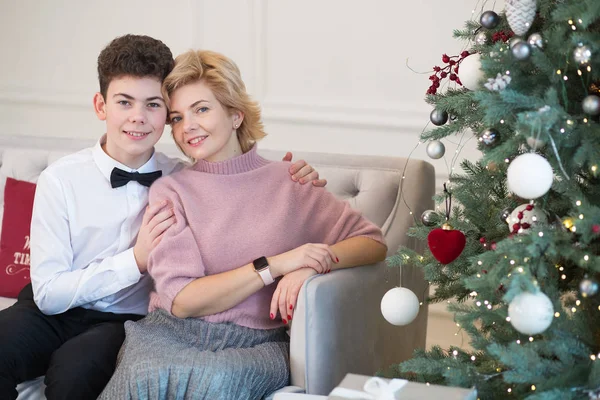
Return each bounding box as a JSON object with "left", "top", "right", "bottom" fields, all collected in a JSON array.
[{"left": 289, "top": 261, "right": 387, "bottom": 395}]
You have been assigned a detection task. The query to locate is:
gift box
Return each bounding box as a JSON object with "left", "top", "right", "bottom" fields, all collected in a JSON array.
[{"left": 328, "top": 373, "right": 477, "bottom": 400}]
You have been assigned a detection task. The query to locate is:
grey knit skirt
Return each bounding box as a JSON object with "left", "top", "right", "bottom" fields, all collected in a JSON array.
[{"left": 98, "top": 309, "right": 290, "bottom": 400}]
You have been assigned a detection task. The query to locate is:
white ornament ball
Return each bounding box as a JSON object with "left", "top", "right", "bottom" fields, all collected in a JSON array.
[
  {"left": 507, "top": 153, "right": 553, "bottom": 199},
  {"left": 506, "top": 203, "right": 547, "bottom": 233},
  {"left": 508, "top": 291, "right": 554, "bottom": 335},
  {"left": 458, "top": 53, "right": 484, "bottom": 91},
  {"left": 381, "top": 287, "right": 420, "bottom": 326}
]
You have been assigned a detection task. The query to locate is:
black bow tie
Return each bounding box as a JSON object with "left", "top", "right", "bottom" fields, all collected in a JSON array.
[{"left": 110, "top": 167, "right": 163, "bottom": 188}]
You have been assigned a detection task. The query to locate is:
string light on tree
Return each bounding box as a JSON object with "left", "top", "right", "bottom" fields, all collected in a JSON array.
[
  {"left": 582, "top": 95, "right": 600, "bottom": 116},
  {"left": 580, "top": 277, "right": 599, "bottom": 298},
  {"left": 573, "top": 44, "right": 592, "bottom": 64}
]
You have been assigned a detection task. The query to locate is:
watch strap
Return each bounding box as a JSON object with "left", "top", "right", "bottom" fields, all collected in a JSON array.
[
  {"left": 253, "top": 256, "right": 275, "bottom": 286},
  {"left": 257, "top": 268, "right": 275, "bottom": 286}
]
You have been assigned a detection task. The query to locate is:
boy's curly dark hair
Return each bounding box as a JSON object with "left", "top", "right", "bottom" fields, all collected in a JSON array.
[{"left": 97, "top": 34, "right": 174, "bottom": 98}]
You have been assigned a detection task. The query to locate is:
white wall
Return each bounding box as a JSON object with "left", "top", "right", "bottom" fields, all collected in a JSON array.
[{"left": 0, "top": 0, "right": 505, "bottom": 186}]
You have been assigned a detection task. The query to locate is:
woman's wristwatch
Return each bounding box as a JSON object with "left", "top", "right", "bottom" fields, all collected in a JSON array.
[{"left": 253, "top": 256, "right": 275, "bottom": 286}]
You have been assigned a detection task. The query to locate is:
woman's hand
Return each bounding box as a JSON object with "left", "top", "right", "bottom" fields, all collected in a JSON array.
[
  {"left": 270, "top": 268, "right": 318, "bottom": 324},
  {"left": 268, "top": 243, "right": 338, "bottom": 277}
]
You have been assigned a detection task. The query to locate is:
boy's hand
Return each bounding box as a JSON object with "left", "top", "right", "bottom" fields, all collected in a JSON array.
[
  {"left": 283, "top": 152, "right": 327, "bottom": 187},
  {"left": 133, "top": 200, "right": 176, "bottom": 273}
]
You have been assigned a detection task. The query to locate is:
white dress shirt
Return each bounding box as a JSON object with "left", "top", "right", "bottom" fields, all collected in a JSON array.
[{"left": 30, "top": 136, "right": 184, "bottom": 315}]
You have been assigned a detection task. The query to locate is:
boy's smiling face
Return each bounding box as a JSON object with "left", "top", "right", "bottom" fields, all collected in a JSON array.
[{"left": 93, "top": 75, "right": 167, "bottom": 168}]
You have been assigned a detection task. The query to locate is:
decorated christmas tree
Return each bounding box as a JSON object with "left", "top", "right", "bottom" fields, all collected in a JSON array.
[{"left": 382, "top": 0, "right": 600, "bottom": 398}]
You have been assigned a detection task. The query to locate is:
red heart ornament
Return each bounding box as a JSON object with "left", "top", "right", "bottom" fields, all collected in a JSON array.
[{"left": 427, "top": 227, "right": 466, "bottom": 264}]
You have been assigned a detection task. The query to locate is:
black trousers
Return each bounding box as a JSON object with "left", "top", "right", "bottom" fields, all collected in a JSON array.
[{"left": 0, "top": 284, "right": 143, "bottom": 400}]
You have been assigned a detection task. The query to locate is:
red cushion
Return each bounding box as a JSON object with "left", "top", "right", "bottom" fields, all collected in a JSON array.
[{"left": 0, "top": 178, "right": 37, "bottom": 298}]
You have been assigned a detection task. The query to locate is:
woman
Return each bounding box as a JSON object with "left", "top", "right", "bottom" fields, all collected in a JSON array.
[{"left": 100, "top": 50, "right": 387, "bottom": 399}]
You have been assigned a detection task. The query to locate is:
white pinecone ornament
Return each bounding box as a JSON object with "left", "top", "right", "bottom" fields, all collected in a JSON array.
[
  {"left": 506, "top": 0, "right": 537, "bottom": 36},
  {"left": 485, "top": 73, "right": 512, "bottom": 91}
]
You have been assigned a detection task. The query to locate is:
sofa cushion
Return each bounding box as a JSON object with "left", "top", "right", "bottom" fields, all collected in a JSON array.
[{"left": 0, "top": 178, "right": 36, "bottom": 298}]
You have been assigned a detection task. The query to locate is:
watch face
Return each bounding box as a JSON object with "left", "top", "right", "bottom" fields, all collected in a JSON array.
[{"left": 253, "top": 256, "right": 269, "bottom": 271}]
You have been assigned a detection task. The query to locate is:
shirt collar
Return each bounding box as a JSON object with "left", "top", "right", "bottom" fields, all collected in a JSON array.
[{"left": 92, "top": 134, "right": 159, "bottom": 183}]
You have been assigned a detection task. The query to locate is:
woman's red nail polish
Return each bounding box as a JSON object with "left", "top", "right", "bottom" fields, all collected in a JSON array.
[
  {"left": 336, "top": 257, "right": 339, "bottom": 263},
  {"left": 270, "top": 313, "right": 274, "bottom": 319},
  {"left": 289, "top": 304, "right": 293, "bottom": 310},
  {"left": 283, "top": 319, "right": 288, "bottom": 324},
  {"left": 287, "top": 314, "right": 292, "bottom": 320}
]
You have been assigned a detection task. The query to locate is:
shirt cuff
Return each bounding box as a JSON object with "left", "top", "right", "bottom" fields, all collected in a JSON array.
[{"left": 116, "top": 248, "right": 142, "bottom": 285}]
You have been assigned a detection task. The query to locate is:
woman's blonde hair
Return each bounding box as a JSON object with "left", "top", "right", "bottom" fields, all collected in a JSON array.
[{"left": 162, "top": 50, "right": 266, "bottom": 153}]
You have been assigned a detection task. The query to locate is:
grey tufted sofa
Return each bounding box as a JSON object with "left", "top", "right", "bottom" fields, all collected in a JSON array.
[{"left": 0, "top": 135, "right": 435, "bottom": 399}]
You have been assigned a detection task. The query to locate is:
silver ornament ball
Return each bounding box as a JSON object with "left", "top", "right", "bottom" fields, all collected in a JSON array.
[
  {"left": 426, "top": 140, "right": 445, "bottom": 159},
  {"left": 512, "top": 42, "right": 532, "bottom": 61},
  {"left": 573, "top": 44, "right": 592, "bottom": 65},
  {"left": 421, "top": 210, "right": 439, "bottom": 227},
  {"left": 500, "top": 207, "right": 512, "bottom": 223},
  {"left": 430, "top": 109, "right": 449, "bottom": 126},
  {"left": 509, "top": 37, "right": 525, "bottom": 49},
  {"left": 479, "top": 128, "right": 500, "bottom": 147},
  {"left": 480, "top": 11, "right": 500, "bottom": 29},
  {"left": 582, "top": 95, "right": 600, "bottom": 116},
  {"left": 475, "top": 31, "right": 489, "bottom": 45},
  {"left": 580, "top": 278, "right": 599, "bottom": 298},
  {"left": 527, "top": 33, "right": 543, "bottom": 49}
]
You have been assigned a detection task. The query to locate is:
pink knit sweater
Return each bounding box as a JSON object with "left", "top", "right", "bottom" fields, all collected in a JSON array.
[{"left": 147, "top": 145, "right": 385, "bottom": 329}]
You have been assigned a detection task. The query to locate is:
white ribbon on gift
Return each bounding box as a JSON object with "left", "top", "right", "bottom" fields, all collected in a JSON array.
[{"left": 329, "top": 377, "right": 408, "bottom": 400}]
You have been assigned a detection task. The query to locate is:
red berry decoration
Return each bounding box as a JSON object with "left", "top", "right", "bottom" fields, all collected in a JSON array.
[{"left": 427, "top": 51, "right": 471, "bottom": 94}]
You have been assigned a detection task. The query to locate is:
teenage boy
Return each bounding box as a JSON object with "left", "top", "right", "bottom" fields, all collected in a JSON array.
[{"left": 0, "top": 34, "right": 325, "bottom": 400}]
